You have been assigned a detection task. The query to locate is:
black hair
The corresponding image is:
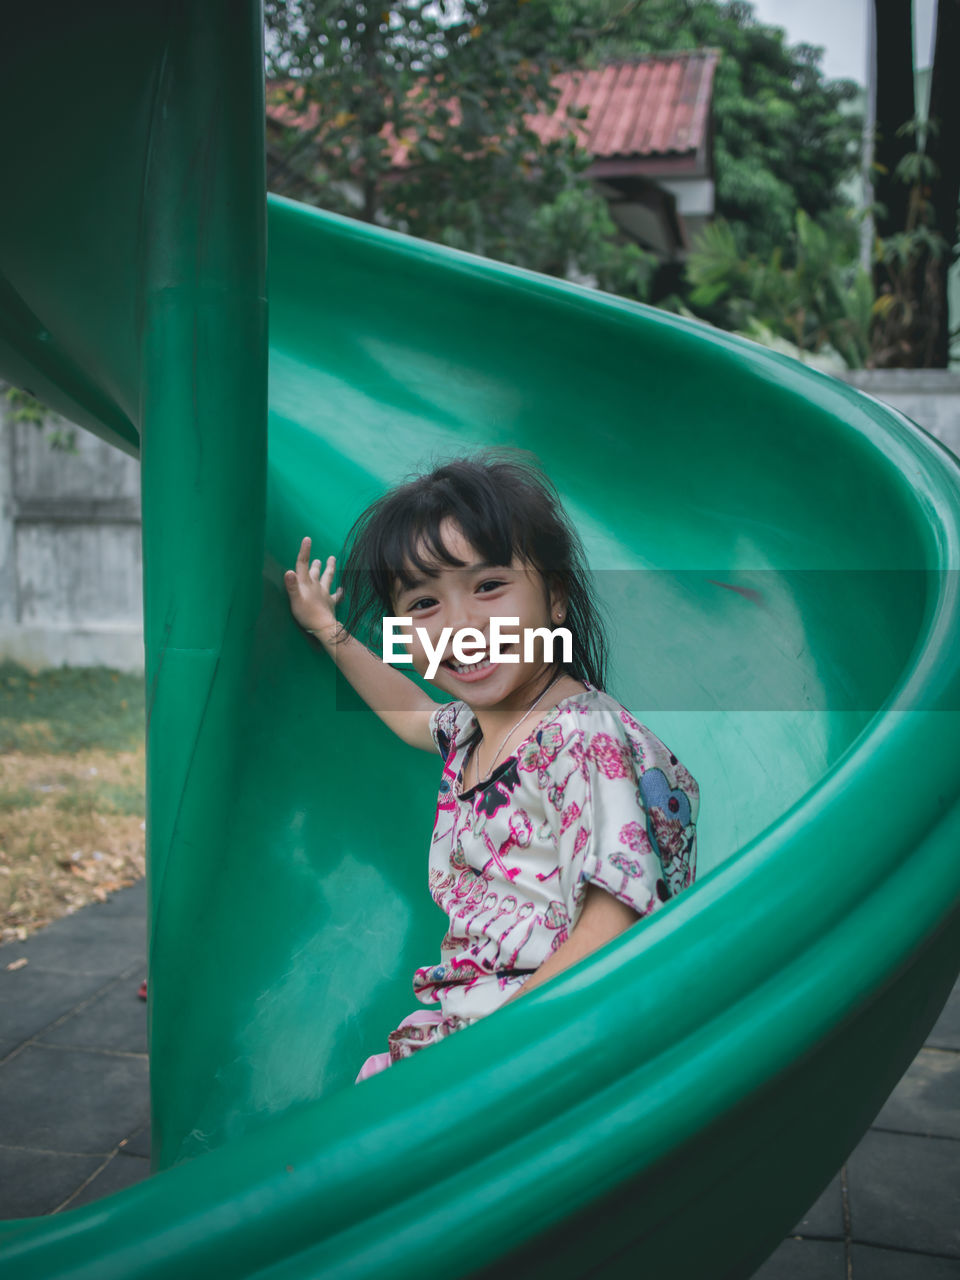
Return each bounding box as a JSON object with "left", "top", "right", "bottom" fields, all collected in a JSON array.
[{"left": 337, "top": 447, "right": 608, "bottom": 690}]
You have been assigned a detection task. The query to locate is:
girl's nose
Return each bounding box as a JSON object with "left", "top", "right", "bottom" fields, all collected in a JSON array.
[{"left": 451, "top": 608, "right": 488, "bottom": 650}]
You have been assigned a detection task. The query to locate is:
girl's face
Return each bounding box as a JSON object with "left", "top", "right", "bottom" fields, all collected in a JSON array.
[{"left": 391, "top": 519, "right": 567, "bottom": 712}]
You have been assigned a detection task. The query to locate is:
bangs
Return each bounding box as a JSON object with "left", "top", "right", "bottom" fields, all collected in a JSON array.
[{"left": 382, "top": 502, "right": 524, "bottom": 599}]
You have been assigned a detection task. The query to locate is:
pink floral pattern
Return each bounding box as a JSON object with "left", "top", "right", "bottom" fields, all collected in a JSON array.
[
  {"left": 357, "top": 681, "right": 699, "bottom": 1080},
  {"left": 587, "top": 731, "right": 633, "bottom": 779}
]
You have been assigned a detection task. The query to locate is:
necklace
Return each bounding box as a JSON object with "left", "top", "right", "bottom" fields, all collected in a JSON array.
[{"left": 471, "top": 674, "right": 560, "bottom": 790}]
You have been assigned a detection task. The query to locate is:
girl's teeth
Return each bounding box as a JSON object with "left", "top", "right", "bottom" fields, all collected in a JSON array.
[
  {"left": 451, "top": 658, "right": 491, "bottom": 673},
  {"left": 447, "top": 644, "right": 517, "bottom": 674}
]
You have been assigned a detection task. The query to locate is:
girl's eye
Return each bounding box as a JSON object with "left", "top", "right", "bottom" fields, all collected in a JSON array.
[{"left": 406, "top": 579, "right": 507, "bottom": 609}]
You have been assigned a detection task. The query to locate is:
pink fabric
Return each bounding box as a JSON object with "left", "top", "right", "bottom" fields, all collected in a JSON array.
[
  {"left": 415, "top": 685, "right": 699, "bottom": 1022},
  {"left": 355, "top": 685, "right": 699, "bottom": 1082},
  {"left": 354, "top": 1009, "right": 447, "bottom": 1082}
]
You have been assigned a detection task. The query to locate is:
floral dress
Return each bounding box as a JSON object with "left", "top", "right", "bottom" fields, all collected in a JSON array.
[{"left": 355, "top": 680, "right": 699, "bottom": 1081}]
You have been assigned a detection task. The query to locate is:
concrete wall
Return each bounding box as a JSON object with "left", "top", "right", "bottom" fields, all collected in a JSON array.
[
  {"left": 0, "top": 370, "right": 957, "bottom": 673},
  {"left": 0, "top": 400, "right": 143, "bottom": 672}
]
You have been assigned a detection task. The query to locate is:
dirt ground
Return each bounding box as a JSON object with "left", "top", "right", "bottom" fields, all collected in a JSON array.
[
  {"left": 0, "top": 662, "right": 147, "bottom": 951},
  {"left": 0, "top": 747, "right": 145, "bottom": 947}
]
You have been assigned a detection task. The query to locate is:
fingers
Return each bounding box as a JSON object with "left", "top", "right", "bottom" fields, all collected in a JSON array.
[
  {"left": 320, "top": 558, "right": 342, "bottom": 607},
  {"left": 290, "top": 543, "right": 338, "bottom": 597}
]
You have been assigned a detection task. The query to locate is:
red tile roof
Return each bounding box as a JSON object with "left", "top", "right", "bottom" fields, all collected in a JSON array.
[
  {"left": 532, "top": 52, "right": 717, "bottom": 159},
  {"left": 267, "top": 50, "right": 717, "bottom": 172}
]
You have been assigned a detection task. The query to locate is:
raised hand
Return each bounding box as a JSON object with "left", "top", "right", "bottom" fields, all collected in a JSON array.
[{"left": 283, "top": 536, "right": 344, "bottom": 639}]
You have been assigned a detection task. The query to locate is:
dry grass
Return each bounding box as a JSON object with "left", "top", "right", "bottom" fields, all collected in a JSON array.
[{"left": 0, "top": 664, "right": 145, "bottom": 949}]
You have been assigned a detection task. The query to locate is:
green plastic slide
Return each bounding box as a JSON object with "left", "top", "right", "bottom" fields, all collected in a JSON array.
[{"left": 2, "top": 3, "right": 960, "bottom": 1276}]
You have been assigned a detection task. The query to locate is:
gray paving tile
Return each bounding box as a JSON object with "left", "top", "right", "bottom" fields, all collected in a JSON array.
[
  {"left": 929, "top": 982, "right": 960, "bottom": 1052},
  {"left": 0, "top": 1044, "right": 148, "bottom": 1155},
  {"left": 847, "top": 1130, "right": 960, "bottom": 1258},
  {"left": 38, "top": 970, "right": 148, "bottom": 1053},
  {"left": 0, "top": 967, "right": 121, "bottom": 1044},
  {"left": 0, "top": 911, "right": 145, "bottom": 975},
  {"left": 850, "top": 1243, "right": 960, "bottom": 1278},
  {"left": 749, "top": 1237, "right": 846, "bottom": 1279},
  {"left": 62, "top": 1151, "right": 152, "bottom": 1210},
  {"left": 73, "top": 879, "right": 147, "bottom": 920},
  {"left": 118, "top": 1120, "right": 150, "bottom": 1159},
  {"left": 873, "top": 1049, "right": 960, "bottom": 1140},
  {"left": 0, "top": 1145, "right": 103, "bottom": 1219},
  {"left": 789, "top": 1171, "right": 845, "bottom": 1239}
]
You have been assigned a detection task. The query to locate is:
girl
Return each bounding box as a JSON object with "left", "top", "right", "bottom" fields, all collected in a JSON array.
[{"left": 283, "top": 449, "right": 699, "bottom": 1082}]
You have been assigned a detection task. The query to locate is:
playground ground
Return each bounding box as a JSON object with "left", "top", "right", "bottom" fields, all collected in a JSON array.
[{"left": 0, "top": 876, "right": 957, "bottom": 1276}]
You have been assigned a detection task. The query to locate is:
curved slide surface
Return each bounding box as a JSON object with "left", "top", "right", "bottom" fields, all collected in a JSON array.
[{"left": 2, "top": 4, "right": 960, "bottom": 1277}]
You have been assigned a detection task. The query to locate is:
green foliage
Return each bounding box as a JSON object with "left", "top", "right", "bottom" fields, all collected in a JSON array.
[
  {"left": 0, "top": 786, "right": 42, "bottom": 811},
  {"left": 3, "top": 385, "right": 77, "bottom": 452},
  {"left": 0, "top": 663, "right": 145, "bottom": 755},
  {"left": 870, "top": 113, "right": 953, "bottom": 368},
  {"left": 5, "top": 386, "right": 45, "bottom": 425},
  {"left": 523, "top": 186, "right": 655, "bottom": 300},
  {"left": 547, "top": 0, "right": 863, "bottom": 261},
  {"left": 264, "top": 0, "right": 863, "bottom": 328},
  {"left": 264, "top": 0, "right": 655, "bottom": 296},
  {"left": 686, "top": 209, "right": 874, "bottom": 368},
  {"left": 53, "top": 781, "right": 145, "bottom": 816}
]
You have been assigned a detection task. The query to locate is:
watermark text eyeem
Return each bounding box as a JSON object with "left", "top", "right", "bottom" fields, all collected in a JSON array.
[{"left": 383, "top": 616, "right": 572, "bottom": 679}]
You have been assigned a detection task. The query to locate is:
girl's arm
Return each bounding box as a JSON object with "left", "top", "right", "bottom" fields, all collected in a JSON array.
[
  {"left": 284, "top": 536, "right": 437, "bottom": 752},
  {"left": 498, "top": 885, "right": 640, "bottom": 1008}
]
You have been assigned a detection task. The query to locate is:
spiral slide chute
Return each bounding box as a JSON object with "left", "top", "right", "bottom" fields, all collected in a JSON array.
[{"left": 2, "top": 4, "right": 959, "bottom": 1277}]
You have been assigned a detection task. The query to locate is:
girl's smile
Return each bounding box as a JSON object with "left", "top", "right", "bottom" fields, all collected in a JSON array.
[{"left": 444, "top": 653, "right": 503, "bottom": 681}]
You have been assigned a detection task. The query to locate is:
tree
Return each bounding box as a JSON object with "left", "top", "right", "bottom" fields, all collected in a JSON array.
[
  {"left": 264, "top": 0, "right": 655, "bottom": 300},
  {"left": 872, "top": 0, "right": 914, "bottom": 244},
  {"left": 546, "top": 0, "right": 863, "bottom": 262},
  {"left": 684, "top": 210, "right": 873, "bottom": 368},
  {"left": 871, "top": 0, "right": 960, "bottom": 366}
]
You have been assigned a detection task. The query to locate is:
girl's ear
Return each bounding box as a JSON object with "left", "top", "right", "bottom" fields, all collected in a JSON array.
[{"left": 547, "top": 576, "right": 568, "bottom": 624}]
